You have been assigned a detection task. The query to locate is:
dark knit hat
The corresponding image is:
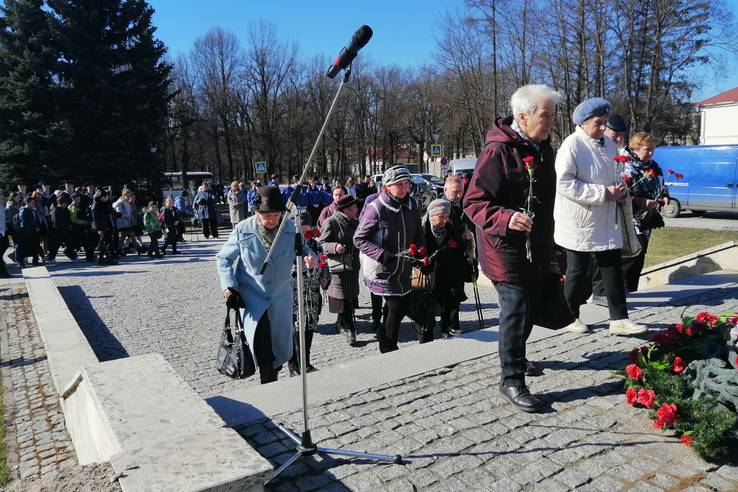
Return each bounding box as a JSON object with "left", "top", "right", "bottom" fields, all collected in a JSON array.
[
  {"left": 254, "top": 186, "right": 286, "bottom": 213},
  {"left": 383, "top": 165, "right": 411, "bottom": 186},
  {"left": 606, "top": 113, "right": 629, "bottom": 133},
  {"left": 572, "top": 97, "right": 610, "bottom": 125},
  {"left": 336, "top": 195, "right": 357, "bottom": 211},
  {"left": 299, "top": 211, "right": 312, "bottom": 226}
]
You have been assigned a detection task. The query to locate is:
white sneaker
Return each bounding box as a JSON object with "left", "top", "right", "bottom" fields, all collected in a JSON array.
[
  {"left": 565, "top": 318, "right": 589, "bottom": 333},
  {"left": 609, "top": 319, "right": 648, "bottom": 335}
]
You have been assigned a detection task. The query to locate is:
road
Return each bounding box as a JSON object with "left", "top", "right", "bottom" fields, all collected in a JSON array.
[{"left": 664, "top": 210, "right": 738, "bottom": 231}]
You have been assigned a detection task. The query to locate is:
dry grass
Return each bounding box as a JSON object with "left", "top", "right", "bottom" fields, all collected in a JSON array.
[{"left": 644, "top": 227, "right": 738, "bottom": 268}]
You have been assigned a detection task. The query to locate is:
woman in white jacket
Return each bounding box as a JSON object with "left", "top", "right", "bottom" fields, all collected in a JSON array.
[{"left": 553, "top": 97, "right": 647, "bottom": 336}]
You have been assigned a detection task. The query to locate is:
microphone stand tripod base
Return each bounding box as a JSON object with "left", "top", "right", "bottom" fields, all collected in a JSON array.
[{"left": 267, "top": 424, "right": 402, "bottom": 485}]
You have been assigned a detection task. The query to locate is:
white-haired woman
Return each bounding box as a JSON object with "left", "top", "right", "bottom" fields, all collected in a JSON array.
[
  {"left": 554, "top": 98, "right": 647, "bottom": 337},
  {"left": 464, "top": 84, "right": 563, "bottom": 413}
]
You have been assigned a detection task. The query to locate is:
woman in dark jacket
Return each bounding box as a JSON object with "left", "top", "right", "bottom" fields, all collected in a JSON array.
[
  {"left": 47, "top": 195, "right": 76, "bottom": 263},
  {"left": 621, "top": 132, "right": 669, "bottom": 292},
  {"left": 320, "top": 195, "right": 361, "bottom": 345},
  {"left": 354, "top": 165, "right": 424, "bottom": 353},
  {"left": 160, "top": 196, "right": 181, "bottom": 255},
  {"left": 464, "top": 84, "right": 563, "bottom": 413},
  {"left": 91, "top": 189, "right": 116, "bottom": 265},
  {"left": 420, "top": 199, "right": 468, "bottom": 342}
]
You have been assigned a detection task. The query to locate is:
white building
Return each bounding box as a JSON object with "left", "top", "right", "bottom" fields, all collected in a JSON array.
[{"left": 697, "top": 86, "right": 738, "bottom": 145}]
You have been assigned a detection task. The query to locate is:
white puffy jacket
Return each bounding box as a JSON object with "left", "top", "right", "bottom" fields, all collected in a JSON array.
[{"left": 553, "top": 126, "right": 624, "bottom": 252}]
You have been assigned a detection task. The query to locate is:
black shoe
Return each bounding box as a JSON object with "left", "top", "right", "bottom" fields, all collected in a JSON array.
[
  {"left": 525, "top": 360, "right": 544, "bottom": 377},
  {"left": 288, "top": 361, "right": 299, "bottom": 377},
  {"left": 499, "top": 384, "right": 545, "bottom": 413},
  {"left": 306, "top": 363, "right": 317, "bottom": 373},
  {"left": 448, "top": 327, "right": 463, "bottom": 336}
]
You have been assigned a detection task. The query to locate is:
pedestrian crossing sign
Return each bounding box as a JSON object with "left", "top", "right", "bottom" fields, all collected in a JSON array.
[
  {"left": 431, "top": 144, "right": 443, "bottom": 157},
  {"left": 255, "top": 161, "right": 267, "bottom": 174}
]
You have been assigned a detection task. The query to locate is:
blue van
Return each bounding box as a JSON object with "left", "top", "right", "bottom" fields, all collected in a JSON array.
[{"left": 652, "top": 144, "right": 738, "bottom": 217}]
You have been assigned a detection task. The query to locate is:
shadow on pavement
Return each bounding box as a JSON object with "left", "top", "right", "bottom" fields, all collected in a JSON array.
[{"left": 57, "top": 285, "right": 129, "bottom": 361}]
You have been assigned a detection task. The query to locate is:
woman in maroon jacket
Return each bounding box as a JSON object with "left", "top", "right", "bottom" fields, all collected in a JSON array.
[{"left": 464, "top": 84, "right": 562, "bottom": 413}]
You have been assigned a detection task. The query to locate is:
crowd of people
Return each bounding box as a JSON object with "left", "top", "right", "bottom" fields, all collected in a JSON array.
[
  {"left": 216, "top": 84, "right": 670, "bottom": 415},
  {"left": 0, "top": 182, "right": 193, "bottom": 275}
]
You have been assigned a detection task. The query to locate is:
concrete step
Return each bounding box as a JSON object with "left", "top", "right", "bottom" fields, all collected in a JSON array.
[{"left": 207, "top": 270, "right": 738, "bottom": 429}]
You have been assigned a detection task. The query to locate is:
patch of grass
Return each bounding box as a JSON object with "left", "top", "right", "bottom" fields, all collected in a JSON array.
[{"left": 645, "top": 227, "right": 738, "bottom": 268}]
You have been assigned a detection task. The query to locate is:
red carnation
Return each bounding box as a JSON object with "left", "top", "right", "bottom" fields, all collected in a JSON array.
[
  {"left": 523, "top": 156, "right": 535, "bottom": 164},
  {"left": 319, "top": 255, "right": 328, "bottom": 260},
  {"left": 727, "top": 316, "right": 738, "bottom": 325},
  {"left": 695, "top": 311, "right": 718, "bottom": 327},
  {"left": 672, "top": 357, "right": 686, "bottom": 374},
  {"left": 653, "top": 402, "right": 678, "bottom": 429},
  {"left": 418, "top": 246, "right": 427, "bottom": 256},
  {"left": 408, "top": 244, "right": 417, "bottom": 256},
  {"left": 613, "top": 155, "right": 629, "bottom": 163},
  {"left": 636, "top": 389, "right": 656, "bottom": 408},
  {"left": 644, "top": 169, "right": 655, "bottom": 177},
  {"left": 318, "top": 262, "right": 325, "bottom": 269},
  {"left": 681, "top": 434, "right": 693, "bottom": 446},
  {"left": 625, "top": 363, "right": 643, "bottom": 380},
  {"left": 667, "top": 169, "right": 675, "bottom": 175},
  {"left": 422, "top": 256, "right": 430, "bottom": 267},
  {"left": 675, "top": 173, "right": 684, "bottom": 179},
  {"left": 448, "top": 239, "right": 458, "bottom": 249},
  {"left": 685, "top": 327, "right": 694, "bottom": 336},
  {"left": 625, "top": 387, "right": 637, "bottom": 405}
]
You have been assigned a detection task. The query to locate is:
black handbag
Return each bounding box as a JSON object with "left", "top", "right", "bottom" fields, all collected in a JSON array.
[
  {"left": 215, "top": 306, "right": 256, "bottom": 379},
  {"left": 529, "top": 271, "right": 575, "bottom": 330}
]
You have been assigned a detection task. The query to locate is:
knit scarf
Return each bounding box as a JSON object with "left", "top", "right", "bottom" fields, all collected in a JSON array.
[{"left": 257, "top": 222, "right": 278, "bottom": 250}]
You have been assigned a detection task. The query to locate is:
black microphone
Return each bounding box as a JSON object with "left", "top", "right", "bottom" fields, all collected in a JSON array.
[{"left": 326, "top": 25, "right": 373, "bottom": 78}]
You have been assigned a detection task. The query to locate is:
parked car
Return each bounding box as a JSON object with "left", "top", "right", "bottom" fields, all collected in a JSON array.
[
  {"left": 370, "top": 173, "right": 437, "bottom": 211},
  {"left": 420, "top": 173, "right": 445, "bottom": 196},
  {"left": 652, "top": 144, "right": 738, "bottom": 217}
]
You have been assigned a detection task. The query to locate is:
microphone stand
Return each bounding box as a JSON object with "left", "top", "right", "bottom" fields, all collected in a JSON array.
[{"left": 263, "top": 66, "right": 402, "bottom": 486}]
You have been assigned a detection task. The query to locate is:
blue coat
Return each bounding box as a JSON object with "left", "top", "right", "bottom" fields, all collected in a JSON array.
[{"left": 215, "top": 215, "right": 316, "bottom": 368}]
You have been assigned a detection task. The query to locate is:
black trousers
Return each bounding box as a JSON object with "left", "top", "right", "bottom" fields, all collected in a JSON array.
[
  {"left": 162, "top": 227, "right": 178, "bottom": 253},
  {"left": 494, "top": 282, "right": 535, "bottom": 387},
  {"left": 48, "top": 233, "right": 75, "bottom": 260},
  {"left": 96, "top": 230, "right": 114, "bottom": 261},
  {"left": 441, "top": 303, "right": 461, "bottom": 333},
  {"left": 337, "top": 299, "right": 355, "bottom": 332},
  {"left": 622, "top": 234, "right": 650, "bottom": 293},
  {"left": 253, "top": 314, "right": 278, "bottom": 384},
  {"left": 380, "top": 295, "right": 406, "bottom": 353},
  {"left": 202, "top": 217, "right": 219, "bottom": 238},
  {"left": 565, "top": 249, "right": 628, "bottom": 321},
  {"left": 0, "top": 234, "right": 8, "bottom": 271},
  {"left": 16, "top": 233, "right": 39, "bottom": 265},
  {"left": 371, "top": 293, "right": 383, "bottom": 325}
]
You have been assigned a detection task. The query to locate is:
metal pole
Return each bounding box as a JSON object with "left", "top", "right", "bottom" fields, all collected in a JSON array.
[
  {"left": 260, "top": 68, "right": 351, "bottom": 275},
  {"left": 295, "top": 251, "right": 310, "bottom": 435}
]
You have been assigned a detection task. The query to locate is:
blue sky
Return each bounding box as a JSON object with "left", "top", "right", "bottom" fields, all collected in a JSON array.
[{"left": 148, "top": 0, "right": 738, "bottom": 102}]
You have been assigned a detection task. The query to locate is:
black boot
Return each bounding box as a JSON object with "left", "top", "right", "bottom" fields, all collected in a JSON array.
[
  {"left": 259, "top": 366, "right": 278, "bottom": 384},
  {"left": 305, "top": 330, "right": 316, "bottom": 372}
]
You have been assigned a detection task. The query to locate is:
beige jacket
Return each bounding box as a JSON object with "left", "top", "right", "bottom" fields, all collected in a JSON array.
[{"left": 554, "top": 126, "right": 625, "bottom": 252}]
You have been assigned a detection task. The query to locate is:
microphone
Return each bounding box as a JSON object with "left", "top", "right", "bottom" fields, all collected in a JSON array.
[{"left": 326, "top": 25, "right": 373, "bottom": 78}]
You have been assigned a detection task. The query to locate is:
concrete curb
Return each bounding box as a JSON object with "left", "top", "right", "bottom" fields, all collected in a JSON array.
[{"left": 640, "top": 241, "right": 738, "bottom": 289}]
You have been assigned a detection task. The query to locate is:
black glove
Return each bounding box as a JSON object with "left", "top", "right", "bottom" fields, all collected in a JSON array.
[
  {"left": 225, "top": 287, "right": 245, "bottom": 310},
  {"left": 380, "top": 251, "right": 396, "bottom": 267}
]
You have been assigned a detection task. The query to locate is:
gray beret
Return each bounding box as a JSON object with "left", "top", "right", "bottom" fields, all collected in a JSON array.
[
  {"left": 427, "top": 198, "right": 451, "bottom": 217},
  {"left": 572, "top": 97, "right": 610, "bottom": 125},
  {"left": 383, "top": 165, "right": 411, "bottom": 186}
]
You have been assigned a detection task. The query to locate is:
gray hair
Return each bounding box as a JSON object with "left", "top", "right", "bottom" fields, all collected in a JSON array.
[{"left": 511, "top": 84, "right": 562, "bottom": 123}]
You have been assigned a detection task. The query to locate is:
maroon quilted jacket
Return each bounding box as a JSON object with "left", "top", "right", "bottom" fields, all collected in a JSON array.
[{"left": 463, "top": 116, "right": 556, "bottom": 283}]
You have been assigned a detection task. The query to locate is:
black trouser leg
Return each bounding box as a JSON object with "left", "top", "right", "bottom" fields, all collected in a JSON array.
[
  {"left": 202, "top": 219, "right": 210, "bottom": 238},
  {"left": 494, "top": 282, "right": 531, "bottom": 387},
  {"left": 210, "top": 217, "right": 219, "bottom": 238},
  {"left": 339, "top": 299, "right": 355, "bottom": 331},
  {"left": 47, "top": 234, "right": 61, "bottom": 260},
  {"left": 254, "top": 314, "right": 277, "bottom": 384},
  {"left": 371, "top": 293, "right": 383, "bottom": 326},
  {"left": 0, "top": 234, "right": 9, "bottom": 272},
  {"left": 591, "top": 257, "right": 606, "bottom": 297},
  {"left": 565, "top": 249, "right": 628, "bottom": 321},
  {"left": 441, "top": 303, "right": 461, "bottom": 333},
  {"left": 380, "top": 296, "right": 404, "bottom": 353},
  {"left": 622, "top": 234, "right": 649, "bottom": 293}
]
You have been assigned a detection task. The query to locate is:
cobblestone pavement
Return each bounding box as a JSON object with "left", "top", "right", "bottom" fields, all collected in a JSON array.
[
  {"left": 237, "top": 285, "right": 738, "bottom": 491},
  {"left": 0, "top": 279, "right": 78, "bottom": 482},
  {"left": 49, "top": 237, "right": 499, "bottom": 398}
]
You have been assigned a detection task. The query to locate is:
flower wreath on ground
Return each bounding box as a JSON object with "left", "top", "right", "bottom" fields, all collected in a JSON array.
[{"left": 621, "top": 310, "right": 738, "bottom": 460}]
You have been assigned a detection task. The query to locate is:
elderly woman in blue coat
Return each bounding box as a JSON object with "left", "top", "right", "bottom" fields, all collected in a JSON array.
[{"left": 216, "top": 186, "right": 317, "bottom": 384}]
